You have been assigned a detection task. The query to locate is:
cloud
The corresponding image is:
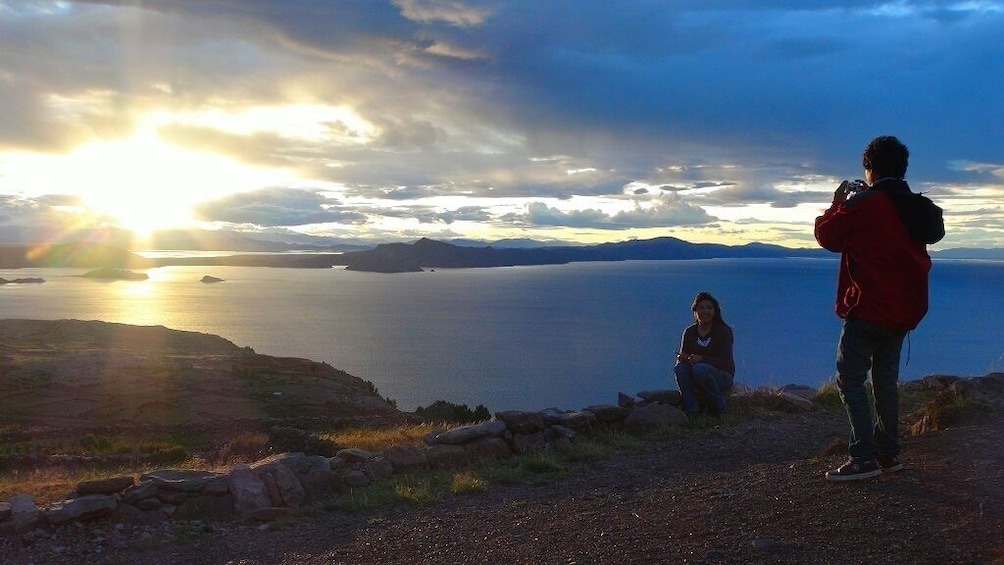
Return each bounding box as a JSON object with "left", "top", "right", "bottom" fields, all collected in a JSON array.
[
  {"left": 193, "top": 188, "right": 365, "bottom": 226},
  {"left": 1, "top": 1, "right": 1003, "bottom": 247},
  {"left": 518, "top": 195, "right": 716, "bottom": 230}
]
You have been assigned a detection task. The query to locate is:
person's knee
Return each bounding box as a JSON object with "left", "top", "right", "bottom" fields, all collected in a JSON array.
[
  {"left": 691, "top": 364, "right": 718, "bottom": 387},
  {"left": 835, "top": 372, "right": 867, "bottom": 391}
]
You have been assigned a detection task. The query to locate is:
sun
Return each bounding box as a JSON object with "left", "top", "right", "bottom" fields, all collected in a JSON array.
[{"left": 47, "top": 125, "right": 297, "bottom": 237}]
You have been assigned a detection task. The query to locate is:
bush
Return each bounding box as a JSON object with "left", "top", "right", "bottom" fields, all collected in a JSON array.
[
  {"left": 218, "top": 432, "right": 271, "bottom": 464},
  {"left": 414, "top": 400, "right": 491, "bottom": 424}
]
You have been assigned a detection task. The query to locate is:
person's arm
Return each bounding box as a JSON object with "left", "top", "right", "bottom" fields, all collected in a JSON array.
[
  {"left": 814, "top": 183, "right": 860, "bottom": 252},
  {"left": 677, "top": 328, "right": 691, "bottom": 363}
]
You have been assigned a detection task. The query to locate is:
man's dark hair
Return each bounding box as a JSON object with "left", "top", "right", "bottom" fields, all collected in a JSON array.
[{"left": 862, "top": 135, "right": 909, "bottom": 179}]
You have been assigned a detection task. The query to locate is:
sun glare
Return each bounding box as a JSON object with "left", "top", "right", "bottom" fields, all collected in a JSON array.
[{"left": 5, "top": 124, "right": 297, "bottom": 236}]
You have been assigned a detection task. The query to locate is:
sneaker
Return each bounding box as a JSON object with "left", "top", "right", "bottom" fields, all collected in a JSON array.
[
  {"left": 825, "top": 458, "right": 882, "bottom": 481},
  {"left": 878, "top": 455, "right": 904, "bottom": 473}
]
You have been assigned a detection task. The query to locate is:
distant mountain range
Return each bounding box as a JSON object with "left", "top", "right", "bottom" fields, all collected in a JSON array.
[
  {"left": 1, "top": 233, "right": 1000, "bottom": 272},
  {"left": 335, "top": 237, "right": 832, "bottom": 272}
]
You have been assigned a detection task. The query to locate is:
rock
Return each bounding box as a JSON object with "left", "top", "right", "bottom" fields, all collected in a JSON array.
[
  {"left": 135, "top": 498, "right": 162, "bottom": 511},
  {"left": 434, "top": 420, "right": 507, "bottom": 445},
  {"left": 546, "top": 425, "right": 576, "bottom": 443},
  {"left": 121, "top": 481, "right": 158, "bottom": 505},
  {"left": 343, "top": 470, "right": 371, "bottom": 487},
  {"left": 44, "top": 494, "right": 118, "bottom": 525},
  {"left": 553, "top": 410, "right": 597, "bottom": 429},
  {"left": 156, "top": 491, "right": 188, "bottom": 505},
  {"left": 0, "top": 501, "right": 10, "bottom": 521},
  {"left": 201, "top": 475, "right": 231, "bottom": 495},
  {"left": 464, "top": 437, "right": 513, "bottom": 460},
  {"left": 305, "top": 455, "right": 332, "bottom": 471},
  {"left": 385, "top": 444, "right": 429, "bottom": 473},
  {"left": 618, "top": 392, "right": 635, "bottom": 408},
  {"left": 511, "top": 432, "right": 547, "bottom": 454},
  {"left": 141, "top": 469, "right": 228, "bottom": 492},
  {"left": 365, "top": 456, "right": 395, "bottom": 479},
  {"left": 779, "top": 384, "right": 816, "bottom": 400},
  {"left": 426, "top": 444, "right": 470, "bottom": 469},
  {"left": 950, "top": 374, "right": 1004, "bottom": 406},
  {"left": 623, "top": 402, "right": 688, "bottom": 428},
  {"left": 495, "top": 410, "right": 545, "bottom": 434},
  {"left": 9, "top": 494, "right": 41, "bottom": 533},
  {"left": 778, "top": 390, "right": 815, "bottom": 411},
  {"left": 637, "top": 389, "right": 682, "bottom": 405},
  {"left": 583, "top": 404, "right": 630, "bottom": 422},
  {"left": 335, "top": 448, "right": 374, "bottom": 466},
  {"left": 252, "top": 461, "right": 305, "bottom": 508},
  {"left": 922, "top": 374, "right": 958, "bottom": 390},
  {"left": 252, "top": 452, "right": 311, "bottom": 475},
  {"left": 298, "top": 469, "right": 344, "bottom": 499},
  {"left": 228, "top": 464, "right": 271, "bottom": 518},
  {"left": 77, "top": 475, "right": 136, "bottom": 495}
]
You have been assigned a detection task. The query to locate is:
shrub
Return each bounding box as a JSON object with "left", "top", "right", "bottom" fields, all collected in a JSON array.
[
  {"left": 217, "top": 432, "right": 271, "bottom": 464},
  {"left": 910, "top": 389, "right": 992, "bottom": 434},
  {"left": 414, "top": 400, "right": 491, "bottom": 424}
]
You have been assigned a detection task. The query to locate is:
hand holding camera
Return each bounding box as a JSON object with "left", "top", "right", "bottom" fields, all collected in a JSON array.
[
  {"left": 842, "top": 179, "right": 866, "bottom": 195},
  {"left": 832, "top": 179, "right": 866, "bottom": 204}
]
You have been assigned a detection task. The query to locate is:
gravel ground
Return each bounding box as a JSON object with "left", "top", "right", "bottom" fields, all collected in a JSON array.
[{"left": 4, "top": 408, "right": 1002, "bottom": 565}]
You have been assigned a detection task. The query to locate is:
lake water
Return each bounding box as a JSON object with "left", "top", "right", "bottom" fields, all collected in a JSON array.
[{"left": 2, "top": 258, "right": 1001, "bottom": 412}]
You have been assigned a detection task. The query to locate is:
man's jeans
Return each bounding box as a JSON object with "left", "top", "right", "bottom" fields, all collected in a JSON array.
[
  {"left": 835, "top": 318, "right": 906, "bottom": 461},
  {"left": 674, "top": 362, "right": 733, "bottom": 414}
]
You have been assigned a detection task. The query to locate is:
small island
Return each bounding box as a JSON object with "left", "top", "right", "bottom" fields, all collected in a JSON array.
[
  {"left": 201, "top": 275, "right": 225, "bottom": 283},
  {"left": 79, "top": 268, "right": 149, "bottom": 281}
]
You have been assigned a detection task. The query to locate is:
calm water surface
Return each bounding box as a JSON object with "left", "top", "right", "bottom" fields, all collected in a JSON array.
[{"left": 2, "top": 259, "right": 1001, "bottom": 411}]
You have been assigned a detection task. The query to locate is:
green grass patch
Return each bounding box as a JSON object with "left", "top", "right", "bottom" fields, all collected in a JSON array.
[
  {"left": 450, "top": 471, "right": 487, "bottom": 495},
  {"left": 395, "top": 478, "right": 439, "bottom": 505}
]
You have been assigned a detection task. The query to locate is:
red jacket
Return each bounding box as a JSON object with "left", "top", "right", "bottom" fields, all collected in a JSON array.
[{"left": 814, "top": 179, "right": 936, "bottom": 331}]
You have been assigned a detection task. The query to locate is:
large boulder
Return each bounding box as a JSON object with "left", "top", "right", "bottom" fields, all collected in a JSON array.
[
  {"left": 44, "top": 494, "right": 117, "bottom": 525},
  {"left": 228, "top": 464, "right": 271, "bottom": 519},
  {"left": 624, "top": 403, "right": 688, "bottom": 429}
]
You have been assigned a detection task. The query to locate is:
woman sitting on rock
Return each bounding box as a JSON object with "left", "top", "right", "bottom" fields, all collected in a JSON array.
[{"left": 673, "top": 291, "right": 735, "bottom": 416}]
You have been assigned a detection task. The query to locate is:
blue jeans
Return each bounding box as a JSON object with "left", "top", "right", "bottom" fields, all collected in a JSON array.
[
  {"left": 674, "top": 362, "right": 733, "bottom": 414},
  {"left": 835, "top": 318, "right": 906, "bottom": 461}
]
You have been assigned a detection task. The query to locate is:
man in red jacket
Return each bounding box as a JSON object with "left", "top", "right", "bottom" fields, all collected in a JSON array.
[{"left": 815, "top": 135, "right": 944, "bottom": 481}]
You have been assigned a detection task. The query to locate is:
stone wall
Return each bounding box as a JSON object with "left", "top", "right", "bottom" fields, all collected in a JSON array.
[{"left": 4, "top": 374, "right": 1000, "bottom": 538}]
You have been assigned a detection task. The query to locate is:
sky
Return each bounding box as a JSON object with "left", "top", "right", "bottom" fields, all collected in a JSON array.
[{"left": 1, "top": 0, "right": 1002, "bottom": 250}]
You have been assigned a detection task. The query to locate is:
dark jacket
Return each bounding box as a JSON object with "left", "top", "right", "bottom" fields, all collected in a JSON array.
[
  {"left": 814, "top": 178, "right": 944, "bottom": 331},
  {"left": 679, "top": 322, "right": 735, "bottom": 376}
]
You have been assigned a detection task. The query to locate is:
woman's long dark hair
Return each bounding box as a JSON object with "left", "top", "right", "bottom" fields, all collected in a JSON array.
[{"left": 691, "top": 291, "right": 729, "bottom": 327}]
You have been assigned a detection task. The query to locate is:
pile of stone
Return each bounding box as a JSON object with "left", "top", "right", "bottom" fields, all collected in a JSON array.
[{"left": 0, "top": 383, "right": 827, "bottom": 538}]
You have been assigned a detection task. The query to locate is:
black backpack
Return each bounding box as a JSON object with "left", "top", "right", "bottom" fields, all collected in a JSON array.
[{"left": 873, "top": 186, "right": 945, "bottom": 244}]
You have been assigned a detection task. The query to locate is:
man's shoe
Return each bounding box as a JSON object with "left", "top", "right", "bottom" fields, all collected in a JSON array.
[
  {"left": 825, "top": 458, "right": 882, "bottom": 481},
  {"left": 878, "top": 455, "right": 904, "bottom": 473}
]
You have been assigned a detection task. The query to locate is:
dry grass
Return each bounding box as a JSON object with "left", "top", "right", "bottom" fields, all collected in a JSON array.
[{"left": 321, "top": 421, "right": 449, "bottom": 452}]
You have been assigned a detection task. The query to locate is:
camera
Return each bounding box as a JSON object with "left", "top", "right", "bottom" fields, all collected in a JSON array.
[{"left": 843, "top": 179, "right": 866, "bottom": 195}]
